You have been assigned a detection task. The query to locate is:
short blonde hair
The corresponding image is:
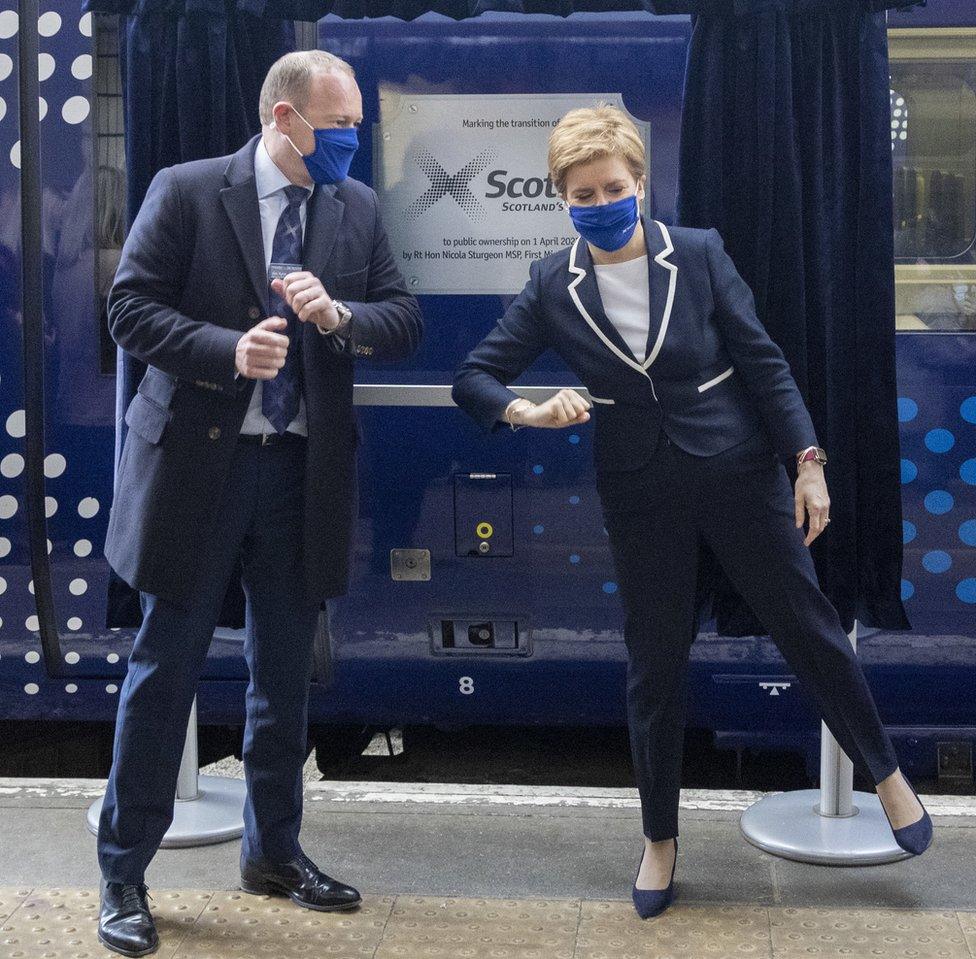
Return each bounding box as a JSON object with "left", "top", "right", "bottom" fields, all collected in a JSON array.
[
  {"left": 548, "top": 104, "right": 646, "bottom": 196},
  {"left": 259, "top": 51, "right": 356, "bottom": 126}
]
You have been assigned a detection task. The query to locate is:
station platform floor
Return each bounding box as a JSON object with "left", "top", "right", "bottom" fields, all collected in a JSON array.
[{"left": 1, "top": 772, "right": 975, "bottom": 959}]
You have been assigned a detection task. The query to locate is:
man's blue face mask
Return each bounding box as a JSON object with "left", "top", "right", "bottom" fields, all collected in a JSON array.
[
  {"left": 285, "top": 108, "right": 359, "bottom": 185},
  {"left": 569, "top": 193, "right": 641, "bottom": 252}
]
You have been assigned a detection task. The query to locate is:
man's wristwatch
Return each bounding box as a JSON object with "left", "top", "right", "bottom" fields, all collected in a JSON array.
[
  {"left": 319, "top": 299, "right": 352, "bottom": 336},
  {"left": 797, "top": 445, "right": 828, "bottom": 468}
]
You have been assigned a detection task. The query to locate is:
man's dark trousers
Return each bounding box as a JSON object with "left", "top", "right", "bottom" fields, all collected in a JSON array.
[{"left": 98, "top": 437, "right": 319, "bottom": 882}]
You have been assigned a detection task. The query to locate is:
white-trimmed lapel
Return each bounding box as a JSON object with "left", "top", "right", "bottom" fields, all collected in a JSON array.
[
  {"left": 644, "top": 220, "right": 678, "bottom": 369},
  {"left": 567, "top": 238, "right": 646, "bottom": 376},
  {"left": 566, "top": 218, "right": 679, "bottom": 374}
]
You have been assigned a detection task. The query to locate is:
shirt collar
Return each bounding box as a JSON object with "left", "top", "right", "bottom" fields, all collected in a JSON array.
[{"left": 255, "top": 138, "right": 315, "bottom": 203}]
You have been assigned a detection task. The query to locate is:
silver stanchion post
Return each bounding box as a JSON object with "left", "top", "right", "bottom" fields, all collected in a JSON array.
[
  {"left": 739, "top": 621, "right": 909, "bottom": 865},
  {"left": 87, "top": 697, "right": 247, "bottom": 847}
]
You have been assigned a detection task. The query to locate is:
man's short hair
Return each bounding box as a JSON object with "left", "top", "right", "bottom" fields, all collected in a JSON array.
[
  {"left": 548, "top": 104, "right": 646, "bottom": 196},
  {"left": 259, "top": 50, "right": 356, "bottom": 126}
]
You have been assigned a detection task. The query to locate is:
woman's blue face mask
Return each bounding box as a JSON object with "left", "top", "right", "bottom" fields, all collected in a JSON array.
[
  {"left": 285, "top": 108, "right": 359, "bottom": 185},
  {"left": 569, "top": 193, "right": 641, "bottom": 252}
]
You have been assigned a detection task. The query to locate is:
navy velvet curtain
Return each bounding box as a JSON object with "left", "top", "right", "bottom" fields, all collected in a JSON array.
[
  {"left": 81, "top": 0, "right": 294, "bottom": 625},
  {"left": 676, "top": 0, "right": 912, "bottom": 635},
  {"left": 83, "top": 0, "right": 920, "bottom": 630}
]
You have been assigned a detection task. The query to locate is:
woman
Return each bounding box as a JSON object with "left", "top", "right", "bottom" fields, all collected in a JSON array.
[{"left": 452, "top": 106, "right": 931, "bottom": 919}]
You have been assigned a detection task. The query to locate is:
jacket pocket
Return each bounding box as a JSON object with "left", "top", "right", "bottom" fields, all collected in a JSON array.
[
  {"left": 124, "top": 392, "right": 171, "bottom": 446},
  {"left": 697, "top": 365, "right": 734, "bottom": 393}
]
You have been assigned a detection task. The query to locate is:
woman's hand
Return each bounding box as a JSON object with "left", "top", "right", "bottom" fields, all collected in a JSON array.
[
  {"left": 795, "top": 461, "right": 831, "bottom": 546},
  {"left": 510, "top": 389, "right": 591, "bottom": 428}
]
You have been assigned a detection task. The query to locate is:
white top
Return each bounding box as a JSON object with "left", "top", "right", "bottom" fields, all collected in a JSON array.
[
  {"left": 593, "top": 254, "right": 651, "bottom": 365},
  {"left": 240, "top": 140, "right": 314, "bottom": 436}
]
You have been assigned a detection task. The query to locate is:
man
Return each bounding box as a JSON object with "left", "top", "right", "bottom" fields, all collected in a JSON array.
[{"left": 97, "top": 50, "right": 422, "bottom": 957}]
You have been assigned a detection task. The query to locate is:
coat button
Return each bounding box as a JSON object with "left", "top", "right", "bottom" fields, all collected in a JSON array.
[
  {"left": 208, "top": 426, "right": 221, "bottom": 441},
  {"left": 248, "top": 306, "right": 261, "bottom": 320}
]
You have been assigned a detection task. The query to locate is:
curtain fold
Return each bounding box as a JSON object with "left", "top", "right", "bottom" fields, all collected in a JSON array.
[{"left": 677, "top": 0, "right": 910, "bottom": 634}]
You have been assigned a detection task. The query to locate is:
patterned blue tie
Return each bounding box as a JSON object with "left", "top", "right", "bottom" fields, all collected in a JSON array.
[{"left": 263, "top": 184, "right": 309, "bottom": 434}]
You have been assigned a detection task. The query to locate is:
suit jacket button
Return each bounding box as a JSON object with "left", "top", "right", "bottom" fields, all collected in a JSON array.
[
  {"left": 248, "top": 306, "right": 261, "bottom": 320},
  {"left": 208, "top": 426, "right": 221, "bottom": 440}
]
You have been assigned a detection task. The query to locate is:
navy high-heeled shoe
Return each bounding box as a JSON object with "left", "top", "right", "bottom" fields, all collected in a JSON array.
[
  {"left": 632, "top": 838, "right": 677, "bottom": 919},
  {"left": 881, "top": 775, "right": 933, "bottom": 856}
]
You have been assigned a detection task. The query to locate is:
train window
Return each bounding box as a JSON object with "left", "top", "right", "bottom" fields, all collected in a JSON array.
[
  {"left": 890, "top": 31, "right": 976, "bottom": 332},
  {"left": 93, "top": 15, "right": 126, "bottom": 373}
]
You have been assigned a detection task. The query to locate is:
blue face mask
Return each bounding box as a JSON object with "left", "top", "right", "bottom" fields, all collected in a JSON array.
[
  {"left": 286, "top": 109, "right": 359, "bottom": 185},
  {"left": 569, "top": 194, "right": 640, "bottom": 252}
]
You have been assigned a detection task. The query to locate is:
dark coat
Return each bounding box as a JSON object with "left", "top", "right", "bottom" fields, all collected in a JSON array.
[
  {"left": 453, "top": 218, "right": 817, "bottom": 470},
  {"left": 105, "top": 135, "right": 422, "bottom": 609}
]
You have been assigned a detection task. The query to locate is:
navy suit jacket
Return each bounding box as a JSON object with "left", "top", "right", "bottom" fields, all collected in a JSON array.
[
  {"left": 105, "top": 135, "right": 423, "bottom": 608},
  {"left": 453, "top": 218, "right": 817, "bottom": 471}
]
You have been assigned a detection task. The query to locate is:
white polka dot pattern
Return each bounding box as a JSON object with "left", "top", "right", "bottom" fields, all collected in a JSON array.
[
  {"left": 5, "top": 409, "right": 24, "bottom": 437},
  {"left": 62, "top": 94, "right": 89, "bottom": 124},
  {"left": 37, "top": 11, "right": 61, "bottom": 36},
  {"left": 1, "top": 452, "right": 24, "bottom": 478},
  {"left": 44, "top": 453, "right": 66, "bottom": 478},
  {"left": 71, "top": 53, "right": 92, "bottom": 80},
  {"left": 37, "top": 52, "right": 55, "bottom": 82},
  {"left": 0, "top": 11, "right": 17, "bottom": 40}
]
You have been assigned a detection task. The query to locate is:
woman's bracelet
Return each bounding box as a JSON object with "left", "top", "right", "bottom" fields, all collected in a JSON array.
[{"left": 504, "top": 398, "right": 534, "bottom": 431}]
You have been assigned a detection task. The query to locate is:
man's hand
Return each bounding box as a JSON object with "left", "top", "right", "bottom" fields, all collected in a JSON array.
[
  {"left": 795, "top": 460, "right": 831, "bottom": 546},
  {"left": 512, "top": 389, "right": 591, "bottom": 429},
  {"left": 272, "top": 271, "right": 341, "bottom": 331},
  {"left": 235, "top": 317, "right": 289, "bottom": 380}
]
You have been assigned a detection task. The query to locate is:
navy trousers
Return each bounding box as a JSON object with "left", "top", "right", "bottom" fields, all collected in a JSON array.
[
  {"left": 599, "top": 430, "right": 900, "bottom": 841},
  {"left": 98, "top": 437, "right": 320, "bottom": 883}
]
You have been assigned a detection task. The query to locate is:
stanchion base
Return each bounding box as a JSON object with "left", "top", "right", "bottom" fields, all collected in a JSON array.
[
  {"left": 86, "top": 776, "right": 247, "bottom": 849},
  {"left": 739, "top": 790, "right": 911, "bottom": 866}
]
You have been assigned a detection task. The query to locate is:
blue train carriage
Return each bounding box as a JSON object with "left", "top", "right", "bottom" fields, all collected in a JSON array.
[{"left": 0, "top": 3, "right": 973, "bottom": 778}]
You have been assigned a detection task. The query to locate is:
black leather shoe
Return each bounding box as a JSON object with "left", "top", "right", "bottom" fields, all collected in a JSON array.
[
  {"left": 240, "top": 852, "right": 361, "bottom": 911},
  {"left": 98, "top": 879, "right": 159, "bottom": 957}
]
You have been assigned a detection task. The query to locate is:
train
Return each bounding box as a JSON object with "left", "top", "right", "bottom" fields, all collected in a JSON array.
[{"left": 0, "top": 2, "right": 973, "bottom": 780}]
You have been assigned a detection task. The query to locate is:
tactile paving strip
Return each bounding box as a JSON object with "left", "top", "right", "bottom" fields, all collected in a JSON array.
[
  {"left": 1, "top": 890, "right": 974, "bottom": 959},
  {"left": 372, "top": 896, "right": 580, "bottom": 959},
  {"left": 575, "top": 901, "right": 773, "bottom": 959},
  {"left": 0, "top": 887, "right": 212, "bottom": 959},
  {"left": 768, "top": 907, "right": 971, "bottom": 959},
  {"left": 957, "top": 912, "right": 976, "bottom": 959},
  {"left": 171, "top": 890, "right": 394, "bottom": 959},
  {"left": 0, "top": 890, "right": 33, "bottom": 924}
]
